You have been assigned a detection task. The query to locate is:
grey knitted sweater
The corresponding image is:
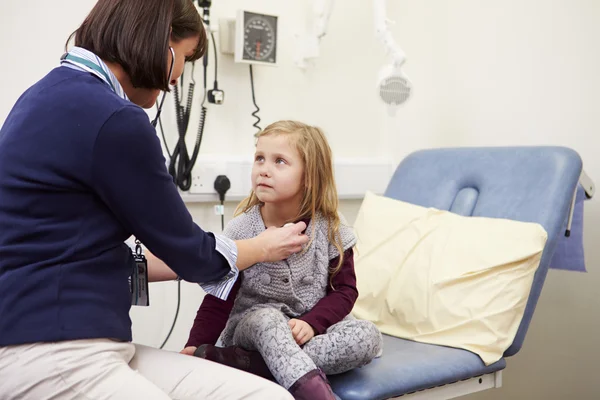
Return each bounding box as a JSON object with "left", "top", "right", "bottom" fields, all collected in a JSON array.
[{"left": 218, "top": 205, "right": 357, "bottom": 346}]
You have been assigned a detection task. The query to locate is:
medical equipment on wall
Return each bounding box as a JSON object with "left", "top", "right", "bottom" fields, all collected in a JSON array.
[
  {"left": 234, "top": 10, "right": 279, "bottom": 66},
  {"left": 157, "top": 0, "right": 226, "bottom": 194},
  {"left": 219, "top": 10, "right": 279, "bottom": 136},
  {"left": 294, "top": 0, "right": 335, "bottom": 69},
  {"left": 292, "top": 0, "right": 411, "bottom": 114},
  {"left": 236, "top": 10, "right": 279, "bottom": 135},
  {"left": 374, "top": 0, "right": 412, "bottom": 116}
]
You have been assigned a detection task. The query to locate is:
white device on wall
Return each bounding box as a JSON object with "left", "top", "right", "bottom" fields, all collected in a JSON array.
[
  {"left": 294, "top": 0, "right": 335, "bottom": 69},
  {"left": 234, "top": 10, "right": 279, "bottom": 66},
  {"left": 374, "top": 0, "right": 412, "bottom": 116}
]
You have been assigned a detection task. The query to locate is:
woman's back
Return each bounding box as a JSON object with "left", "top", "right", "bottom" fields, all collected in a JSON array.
[{"left": 0, "top": 66, "right": 160, "bottom": 346}]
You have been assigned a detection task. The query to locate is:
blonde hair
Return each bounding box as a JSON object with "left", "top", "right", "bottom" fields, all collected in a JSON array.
[{"left": 236, "top": 120, "right": 346, "bottom": 281}]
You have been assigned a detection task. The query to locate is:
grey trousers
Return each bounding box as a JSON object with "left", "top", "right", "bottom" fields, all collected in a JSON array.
[{"left": 232, "top": 307, "right": 383, "bottom": 389}]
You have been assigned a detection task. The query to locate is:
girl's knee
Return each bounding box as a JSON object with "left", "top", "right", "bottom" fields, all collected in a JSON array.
[
  {"left": 353, "top": 320, "right": 381, "bottom": 337},
  {"left": 243, "top": 307, "right": 287, "bottom": 331},
  {"left": 356, "top": 320, "right": 383, "bottom": 359}
]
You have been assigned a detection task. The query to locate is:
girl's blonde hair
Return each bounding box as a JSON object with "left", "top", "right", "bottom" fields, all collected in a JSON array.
[{"left": 236, "top": 120, "right": 346, "bottom": 280}]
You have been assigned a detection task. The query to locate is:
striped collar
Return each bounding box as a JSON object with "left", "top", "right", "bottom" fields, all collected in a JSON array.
[{"left": 60, "top": 46, "right": 129, "bottom": 101}]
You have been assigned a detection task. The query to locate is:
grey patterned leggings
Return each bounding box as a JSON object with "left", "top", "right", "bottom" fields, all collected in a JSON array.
[{"left": 232, "top": 307, "right": 383, "bottom": 389}]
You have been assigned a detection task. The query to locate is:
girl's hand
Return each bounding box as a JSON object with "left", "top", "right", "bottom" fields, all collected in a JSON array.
[
  {"left": 257, "top": 222, "right": 309, "bottom": 262},
  {"left": 180, "top": 346, "right": 197, "bottom": 356},
  {"left": 288, "top": 318, "right": 315, "bottom": 346}
]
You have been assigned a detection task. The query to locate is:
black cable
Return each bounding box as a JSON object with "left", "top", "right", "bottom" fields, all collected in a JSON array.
[
  {"left": 156, "top": 103, "right": 172, "bottom": 158},
  {"left": 249, "top": 65, "right": 261, "bottom": 135},
  {"left": 156, "top": 61, "right": 193, "bottom": 159},
  {"left": 203, "top": 36, "right": 209, "bottom": 89},
  {"left": 210, "top": 31, "right": 218, "bottom": 88},
  {"left": 207, "top": 31, "right": 224, "bottom": 105},
  {"left": 214, "top": 175, "right": 230, "bottom": 232},
  {"left": 169, "top": 62, "right": 206, "bottom": 191},
  {"left": 159, "top": 279, "right": 181, "bottom": 349},
  {"left": 221, "top": 201, "right": 225, "bottom": 232}
]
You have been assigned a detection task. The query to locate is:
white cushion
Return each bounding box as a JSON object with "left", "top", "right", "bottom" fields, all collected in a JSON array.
[{"left": 352, "top": 191, "right": 547, "bottom": 365}]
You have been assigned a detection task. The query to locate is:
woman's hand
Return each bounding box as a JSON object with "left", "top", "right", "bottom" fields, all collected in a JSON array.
[
  {"left": 257, "top": 222, "right": 309, "bottom": 263},
  {"left": 288, "top": 319, "right": 315, "bottom": 346},
  {"left": 235, "top": 222, "right": 309, "bottom": 270},
  {"left": 180, "top": 346, "right": 197, "bottom": 356}
]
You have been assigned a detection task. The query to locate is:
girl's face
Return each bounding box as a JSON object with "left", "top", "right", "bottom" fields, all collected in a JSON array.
[{"left": 252, "top": 134, "right": 305, "bottom": 206}]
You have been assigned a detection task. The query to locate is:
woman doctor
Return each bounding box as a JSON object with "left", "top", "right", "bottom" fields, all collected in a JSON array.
[{"left": 0, "top": 0, "right": 305, "bottom": 399}]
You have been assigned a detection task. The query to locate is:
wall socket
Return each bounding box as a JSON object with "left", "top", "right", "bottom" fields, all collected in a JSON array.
[
  {"left": 190, "top": 161, "right": 221, "bottom": 194},
  {"left": 188, "top": 155, "right": 253, "bottom": 201}
]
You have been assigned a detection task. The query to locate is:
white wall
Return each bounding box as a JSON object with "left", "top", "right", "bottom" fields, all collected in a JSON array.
[{"left": 2, "top": 1, "right": 600, "bottom": 399}]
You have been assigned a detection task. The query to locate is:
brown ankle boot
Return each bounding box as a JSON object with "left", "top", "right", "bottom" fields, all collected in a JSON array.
[
  {"left": 288, "top": 369, "right": 336, "bottom": 400},
  {"left": 194, "top": 344, "right": 275, "bottom": 381}
]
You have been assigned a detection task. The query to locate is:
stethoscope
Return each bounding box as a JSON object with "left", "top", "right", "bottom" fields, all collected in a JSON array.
[{"left": 151, "top": 46, "right": 175, "bottom": 128}]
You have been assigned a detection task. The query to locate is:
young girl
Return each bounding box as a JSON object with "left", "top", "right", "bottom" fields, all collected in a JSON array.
[{"left": 183, "top": 121, "right": 382, "bottom": 399}]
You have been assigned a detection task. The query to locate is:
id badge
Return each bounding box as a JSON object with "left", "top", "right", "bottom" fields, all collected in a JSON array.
[{"left": 130, "top": 240, "right": 150, "bottom": 306}]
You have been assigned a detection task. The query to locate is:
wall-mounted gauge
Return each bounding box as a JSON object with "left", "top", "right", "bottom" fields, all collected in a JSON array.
[{"left": 235, "top": 10, "right": 278, "bottom": 66}]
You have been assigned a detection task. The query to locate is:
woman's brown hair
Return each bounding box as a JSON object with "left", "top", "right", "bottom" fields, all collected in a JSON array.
[{"left": 66, "top": 0, "right": 206, "bottom": 91}]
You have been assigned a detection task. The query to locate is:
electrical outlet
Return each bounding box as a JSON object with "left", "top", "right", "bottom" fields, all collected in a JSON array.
[
  {"left": 187, "top": 156, "right": 254, "bottom": 199},
  {"left": 190, "top": 162, "right": 222, "bottom": 195}
]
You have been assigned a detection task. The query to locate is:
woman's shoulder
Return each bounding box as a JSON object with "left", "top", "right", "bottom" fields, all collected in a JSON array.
[{"left": 55, "top": 67, "right": 135, "bottom": 113}]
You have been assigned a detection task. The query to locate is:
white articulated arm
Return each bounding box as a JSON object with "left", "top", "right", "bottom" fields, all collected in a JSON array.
[
  {"left": 373, "top": 0, "right": 405, "bottom": 66},
  {"left": 294, "top": 0, "right": 335, "bottom": 68},
  {"left": 313, "top": 0, "right": 335, "bottom": 39}
]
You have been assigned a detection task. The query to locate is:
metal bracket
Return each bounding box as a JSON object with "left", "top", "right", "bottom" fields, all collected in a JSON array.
[{"left": 565, "top": 168, "right": 594, "bottom": 236}]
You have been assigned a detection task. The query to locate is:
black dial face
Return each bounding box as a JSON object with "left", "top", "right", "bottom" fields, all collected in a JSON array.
[{"left": 242, "top": 12, "right": 277, "bottom": 63}]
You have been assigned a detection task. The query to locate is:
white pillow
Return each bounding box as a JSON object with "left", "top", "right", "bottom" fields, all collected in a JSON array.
[{"left": 351, "top": 191, "right": 547, "bottom": 365}]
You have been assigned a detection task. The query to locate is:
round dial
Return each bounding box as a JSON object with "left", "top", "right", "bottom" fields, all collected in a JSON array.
[{"left": 243, "top": 15, "right": 276, "bottom": 62}]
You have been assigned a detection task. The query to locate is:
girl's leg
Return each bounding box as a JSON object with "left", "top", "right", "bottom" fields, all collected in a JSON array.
[
  {"left": 302, "top": 319, "right": 383, "bottom": 375},
  {"left": 233, "top": 307, "right": 317, "bottom": 389}
]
